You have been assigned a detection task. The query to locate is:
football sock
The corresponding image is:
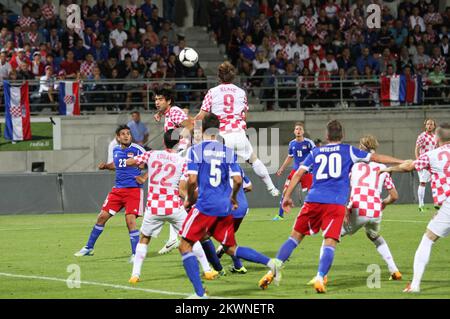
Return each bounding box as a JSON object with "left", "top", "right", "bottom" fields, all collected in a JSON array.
[
  {"left": 235, "top": 246, "right": 270, "bottom": 265},
  {"left": 231, "top": 255, "right": 243, "bottom": 269},
  {"left": 129, "top": 230, "right": 140, "bottom": 255},
  {"left": 168, "top": 224, "right": 179, "bottom": 242},
  {"left": 412, "top": 234, "right": 434, "bottom": 289},
  {"left": 192, "top": 241, "right": 211, "bottom": 272},
  {"left": 317, "top": 245, "right": 335, "bottom": 278},
  {"left": 201, "top": 239, "right": 223, "bottom": 271},
  {"left": 86, "top": 224, "right": 104, "bottom": 249},
  {"left": 278, "top": 196, "right": 284, "bottom": 217},
  {"left": 252, "top": 159, "right": 275, "bottom": 190},
  {"left": 182, "top": 252, "right": 205, "bottom": 297},
  {"left": 418, "top": 185, "right": 425, "bottom": 207},
  {"left": 276, "top": 237, "right": 299, "bottom": 262},
  {"left": 131, "top": 243, "right": 147, "bottom": 277},
  {"left": 318, "top": 240, "right": 325, "bottom": 261},
  {"left": 373, "top": 236, "right": 398, "bottom": 273}
]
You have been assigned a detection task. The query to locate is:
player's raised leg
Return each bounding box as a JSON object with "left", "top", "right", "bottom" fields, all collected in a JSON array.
[{"left": 74, "top": 210, "right": 112, "bottom": 256}]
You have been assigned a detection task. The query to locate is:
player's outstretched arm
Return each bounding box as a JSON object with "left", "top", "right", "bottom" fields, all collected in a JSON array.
[
  {"left": 126, "top": 158, "right": 138, "bottom": 166},
  {"left": 136, "top": 172, "right": 148, "bottom": 184},
  {"left": 370, "top": 153, "right": 405, "bottom": 165},
  {"left": 231, "top": 175, "right": 243, "bottom": 210},
  {"left": 381, "top": 159, "right": 416, "bottom": 174},
  {"left": 98, "top": 162, "right": 115, "bottom": 170},
  {"left": 277, "top": 156, "right": 293, "bottom": 176}
]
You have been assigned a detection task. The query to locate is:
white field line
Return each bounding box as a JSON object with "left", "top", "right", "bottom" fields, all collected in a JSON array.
[{"left": 0, "top": 272, "right": 227, "bottom": 299}]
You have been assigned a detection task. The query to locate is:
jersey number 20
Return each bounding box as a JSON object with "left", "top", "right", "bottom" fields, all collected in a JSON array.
[{"left": 316, "top": 153, "right": 342, "bottom": 179}]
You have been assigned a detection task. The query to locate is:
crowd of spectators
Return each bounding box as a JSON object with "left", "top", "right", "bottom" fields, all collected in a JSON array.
[
  {"left": 0, "top": 0, "right": 207, "bottom": 112},
  {"left": 207, "top": 0, "right": 450, "bottom": 108}
]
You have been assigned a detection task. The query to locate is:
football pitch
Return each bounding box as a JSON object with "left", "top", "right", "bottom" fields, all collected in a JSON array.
[{"left": 1, "top": 205, "right": 449, "bottom": 299}]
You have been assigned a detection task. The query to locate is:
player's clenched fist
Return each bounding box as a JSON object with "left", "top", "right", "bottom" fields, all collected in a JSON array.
[
  {"left": 231, "top": 197, "right": 239, "bottom": 210},
  {"left": 282, "top": 197, "right": 294, "bottom": 213},
  {"left": 153, "top": 113, "right": 161, "bottom": 122},
  {"left": 98, "top": 162, "right": 107, "bottom": 170}
]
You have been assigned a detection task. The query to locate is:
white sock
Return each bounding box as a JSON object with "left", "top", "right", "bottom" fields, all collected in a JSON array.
[
  {"left": 132, "top": 243, "right": 148, "bottom": 277},
  {"left": 373, "top": 237, "right": 398, "bottom": 273},
  {"left": 411, "top": 234, "right": 434, "bottom": 290},
  {"left": 168, "top": 224, "right": 179, "bottom": 242},
  {"left": 193, "top": 241, "right": 211, "bottom": 272},
  {"left": 319, "top": 240, "right": 325, "bottom": 262},
  {"left": 252, "top": 159, "right": 275, "bottom": 190},
  {"left": 418, "top": 185, "right": 425, "bottom": 207}
]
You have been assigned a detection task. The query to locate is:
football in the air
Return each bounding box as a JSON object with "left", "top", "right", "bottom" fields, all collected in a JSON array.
[{"left": 178, "top": 47, "right": 199, "bottom": 67}]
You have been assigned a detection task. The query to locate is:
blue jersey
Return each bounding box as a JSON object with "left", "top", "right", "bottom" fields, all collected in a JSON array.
[
  {"left": 300, "top": 143, "right": 371, "bottom": 205},
  {"left": 231, "top": 167, "right": 251, "bottom": 219},
  {"left": 113, "top": 143, "right": 145, "bottom": 188},
  {"left": 187, "top": 140, "right": 241, "bottom": 217},
  {"left": 288, "top": 138, "right": 315, "bottom": 170}
]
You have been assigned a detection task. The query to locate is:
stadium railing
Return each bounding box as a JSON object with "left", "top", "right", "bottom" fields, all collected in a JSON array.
[{"left": 1, "top": 75, "right": 449, "bottom": 115}]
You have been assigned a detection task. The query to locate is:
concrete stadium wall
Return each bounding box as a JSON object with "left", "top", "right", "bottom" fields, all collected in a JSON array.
[
  {"left": 0, "top": 170, "right": 432, "bottom": 215},
  {"left": 1, "top": 109, "right": 450, "bottom": 173}
]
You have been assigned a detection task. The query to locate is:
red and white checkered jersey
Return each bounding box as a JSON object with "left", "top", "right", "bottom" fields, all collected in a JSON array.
[
  {"left": 201, "top": 83, "right": 249, "bottom": 133},
  {"left": 349, "top": 162, "right": 395, "bottom": 218},
  {"left": 134, "top": 150, "right": 187, "bottom": 216},
  {"left": 416, "top": 131, "right": 437, "bottom": 156},
  {"left": 164, "top": 106, "right": 188, "bottom": 132},
  {"left": 414, "top": 144, "right": 450, "bottom": 206}
]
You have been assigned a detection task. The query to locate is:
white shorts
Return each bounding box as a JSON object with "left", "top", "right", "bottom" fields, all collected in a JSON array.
[
  {"left": 140, "top": 207, "right": 187, "bottom": 238},
  {"left": 427, "top": 199, "right": 450, "bottom": 238},
  {"left": 220, "top": 131, "right": 253, "bottom": 161},
  {"left": 418, "top": 169, "right": 431, "bottom": 183},
  {"left": 341, "top": 210, "right": 381, "bottom": 238}
]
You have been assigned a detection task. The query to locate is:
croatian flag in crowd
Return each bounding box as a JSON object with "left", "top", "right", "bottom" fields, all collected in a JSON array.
[
  {"left": 3, "top": 80, "right": 32, "bottom": 141},
  {"left": 59, "top": 81, "right": 80, "bottom": 116},
  {"left": 381, "top": 75, "right": 423, "bottom": 106}
]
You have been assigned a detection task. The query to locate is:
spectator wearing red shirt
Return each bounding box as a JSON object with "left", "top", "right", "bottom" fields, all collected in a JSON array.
[
  {"left": 60, "top": 51, "right": 80, "bottom": 79},
  {"left": 9, "top": 48, "right": 31, "bottom": 70}
]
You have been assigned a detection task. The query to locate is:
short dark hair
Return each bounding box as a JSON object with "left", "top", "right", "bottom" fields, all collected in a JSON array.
[
  {"left": 164, "top": 129, "right": 180, "bottom": 149},
  {"left": 154, "top": 87, "right": 174, "bottom": 105},
  {"left": 202, "top": 113, "right": 220, "bottom": 132},
  {"left": 327, "top": 120, "right": 343, "bottom": 142},
  {"left": 295, "top": 121, "right": 304, "bottom": 128},
  {"left": 116, "top": 124, "right": 130, "bottom": 135}
]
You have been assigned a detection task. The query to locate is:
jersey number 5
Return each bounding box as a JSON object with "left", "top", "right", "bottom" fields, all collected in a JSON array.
[
  {"left": 223, "top": 94, "right": 234, "bottom": 114},
  {"left": 210, "top": 159, "right": 221, "bottom": 187},
  {"left": 316, "top": 153, "right": 342, "bottom": 180}
]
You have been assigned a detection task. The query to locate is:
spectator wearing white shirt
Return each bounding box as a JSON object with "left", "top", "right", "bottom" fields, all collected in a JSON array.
[
  {"left": 410, "top": 7, "right": 426, "bottom": 33},
  {"left": 321, "top": 51, "right": 339, "bottom": 75},
  {"left": 109, "top": 20, "right": 128, "bottom": 50},
  {"left": 289, "top": 35, "right": 309, "bottom": 61},
  {"left": 272, "top": 35, "right": 291, "bottom": 60},
  {"left": 0, "top": 50, "right": 12, "bottom": 83},
  {"left": 38, "top": 65, "right": 58, "bottom": 111},
  {"left": 107, "top": 137, "right": 119, "bottom": 164},
  {"left": 120, "top": 40, "right": 139, "bottom": 62}
]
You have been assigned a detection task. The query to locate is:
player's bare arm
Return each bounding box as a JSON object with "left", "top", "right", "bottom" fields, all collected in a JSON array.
[
  {"left": 194, "top": 110, "right": 209, "bottom": 121},
  {"left": 244, "top": 184, "right": 252, "bottom": 192},
  {"left": 231, "top": 175, "right": 242, "bottom": 210},
  {"left": 180, "top": 118, "right": 194, "bottom": 132},
  {"left": 415, "top": 144, "right": 420, "bottom": 159},
  {"left": 282, "top": 167, "right": 307, "bottom": 212},
  {"left": 125, "top": 158, "right": 138, "bottom": 166},
  {"left": 370, "top": 153, "right": 405, "bottom": 165},
  {"left": 98, "top": 162, "right": 115, "bottom": 170},
  {"left": 185, "top": 174, "right": 198, "bottom": 209},
  {"left": 277, "top": 156, "right": 293, "bottom": 176},
  {"left": 135, "top": 172, "right": 148, "bottom": 184},
  {"left": 381, "top": 159, "right": 416, "bottom": 174},
  {"left": 382, "top": 187, "right": 399, "bottom": 210}
]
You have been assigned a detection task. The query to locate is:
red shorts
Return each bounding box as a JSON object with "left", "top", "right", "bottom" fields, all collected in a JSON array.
[
  {"left": 180, "top": 207, "right": 236, "bottom": 247},
  {"left": 102, "top": 187, "right": 144, "bottom": 216},
  {"left": 284, "top": 170, "right": 313, "bottom": 191},
  {"left": 293, "top": 202, "right": 346, "bottom": 241}
]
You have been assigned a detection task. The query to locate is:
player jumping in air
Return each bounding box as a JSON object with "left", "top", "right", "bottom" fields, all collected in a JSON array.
[
  {"left": 381, "top": 122, "right": 450, "bottom": 293},
  {"left": 74, "top": 125, "right": 145, "bottom": 263},
  {"left": 179, "top": 113, "right": 282, "bottom": 298},
  {"left": 274, "top": 122, "right": 315, "bottom": 221},
  {"left": 194, "top": 61, "right": 280, "bottom": 197},
  {"left": 150, "top": 88, "right": 194, "bottom": 255},
  {"left": 259, "top": 120, "right": 404, "bottom": 293},
  {"left": 415, "top": 118, "right": 437, "bottom": 213},
  {"left": 126, "top": 130, "right": 217, "bottom": 283},
  {"left": 307, "top": 135, "right": 402, "bottom": 285}
]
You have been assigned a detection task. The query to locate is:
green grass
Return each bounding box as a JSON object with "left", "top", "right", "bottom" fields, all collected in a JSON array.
[
  {"left": 0, "top": 205, "right": 449, "bottom": 299},
  {"left": 0, "top": 122, "right": 53, "bottom": 151}
]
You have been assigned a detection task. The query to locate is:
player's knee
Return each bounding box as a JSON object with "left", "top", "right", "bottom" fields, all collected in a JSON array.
[
  {"left": 223, "top": 245, "right": 236, "bottom": 256},
  {"left": 178, "top": 238, "right": 193, "bottom": 253},
  {"left": 366, "top": 232, "right": 382, "bottom": 245}
]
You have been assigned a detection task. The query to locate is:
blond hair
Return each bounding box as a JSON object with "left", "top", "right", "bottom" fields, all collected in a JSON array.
[
  {"left": 218, "top": 61, "right": 236, "bottom": 83},
  {"left": 359, "top": 135, "right": 379, "bottom": 152}
]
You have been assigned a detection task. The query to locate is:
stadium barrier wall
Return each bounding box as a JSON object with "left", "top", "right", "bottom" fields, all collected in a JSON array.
[{"left": 0, "top": 170, "right": 432, "bottom": 215}]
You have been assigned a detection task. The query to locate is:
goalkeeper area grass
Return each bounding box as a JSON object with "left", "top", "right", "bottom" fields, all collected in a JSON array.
[{"left": 1, "top": 205, "right": 449, "bottom": 299}]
